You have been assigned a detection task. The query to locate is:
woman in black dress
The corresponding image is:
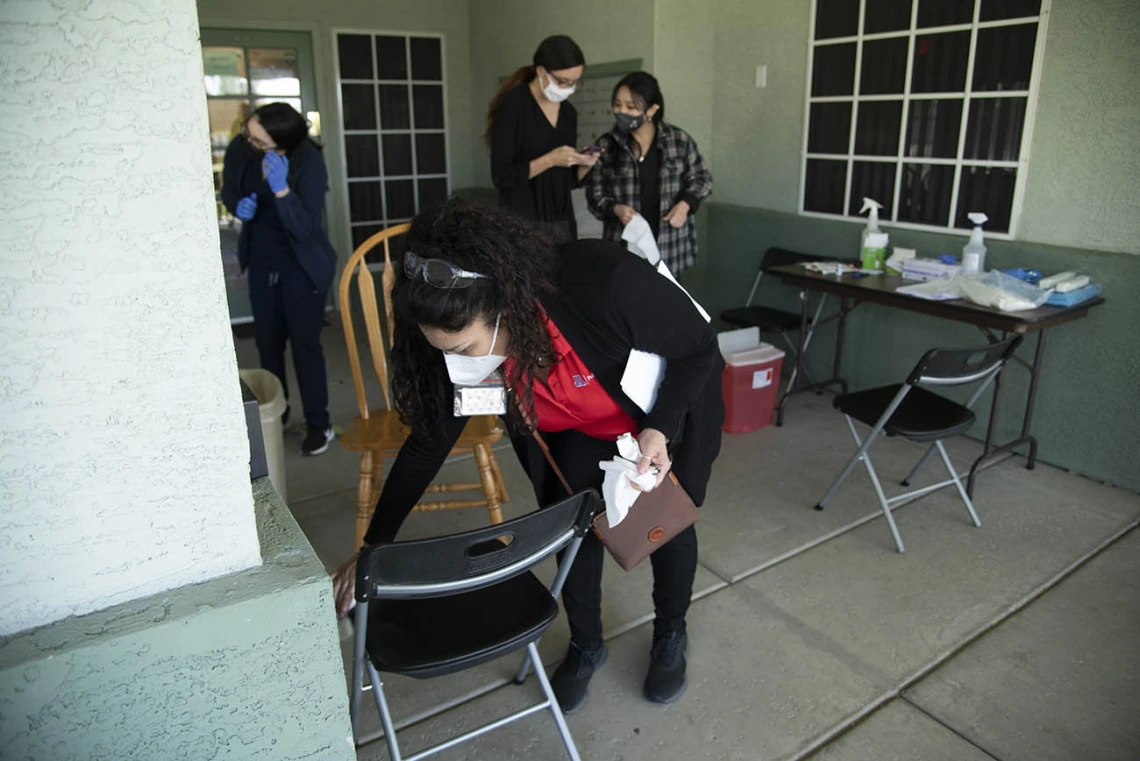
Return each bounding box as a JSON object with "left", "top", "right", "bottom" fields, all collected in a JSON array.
[{"left": 485, "top": 35, "right": 598, "bottom": 239}]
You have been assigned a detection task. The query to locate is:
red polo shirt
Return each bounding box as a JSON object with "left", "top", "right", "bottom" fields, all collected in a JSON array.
[{"left": 505, "top": 313, "right": 637, "bottom": 440}]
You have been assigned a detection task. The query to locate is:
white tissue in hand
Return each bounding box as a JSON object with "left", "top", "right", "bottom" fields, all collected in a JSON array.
[
  {"left": 599, "top": 459, "right": 657, "bottom": 529},
  {"left": 621, "top": 215, "right": 662, "bottom": 265}
]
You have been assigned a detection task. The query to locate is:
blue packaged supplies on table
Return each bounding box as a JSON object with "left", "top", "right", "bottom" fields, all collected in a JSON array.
[{"left": 1046, "top": 282, "right": 1103, "bottom": 307}]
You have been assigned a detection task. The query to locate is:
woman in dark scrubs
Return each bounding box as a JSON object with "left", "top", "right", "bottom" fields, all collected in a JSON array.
[
  {"left": 485, "top": 35, "right": 598, "bottom": 239},
  {"left": 221, "top": 103, "right": 338, "bottom": 456}
]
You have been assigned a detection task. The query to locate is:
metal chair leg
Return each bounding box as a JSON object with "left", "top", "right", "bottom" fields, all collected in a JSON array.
[
  {"left": 367, "top": 661, "right": 402, "bottom": 761},
  {"left": 841, "top": 416, "right": 906, "bottom": 553},
  {"left": 350, "top": 602, "right": 369, "bottom": 743},
  {"left": 815, "top": 415, "right": 876, "bottom": 511},
  {"left": 936, "top": 440, "right": 982, "bottom": 527},
  {"left": 901, "top": 444, "right": 937, "bottom": 487},
  {"left": 529, "top": 641, "right": 582, "bottom": 761},
  {"left": 860, "top": 445, "right": 907, "bottom": 554}
]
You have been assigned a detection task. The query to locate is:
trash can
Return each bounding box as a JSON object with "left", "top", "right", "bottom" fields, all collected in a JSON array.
[
  {"left": 239, "top": 368, "right": 287, "bottom": 501},
  {"left": 718, "top": 328, "right": 785, "bottom": 434}
]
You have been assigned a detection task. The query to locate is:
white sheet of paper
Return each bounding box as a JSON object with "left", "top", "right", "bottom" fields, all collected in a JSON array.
[{"left": 621, "top": 349, "right": 666, "bottom": 413}]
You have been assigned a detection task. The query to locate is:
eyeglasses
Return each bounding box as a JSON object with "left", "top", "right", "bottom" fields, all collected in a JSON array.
[
  {"left": 404, "top": 251, "right": 487, "bottom": 289},
  {"left": 548, "top": 72, "right": 579, "bottom": 89}
]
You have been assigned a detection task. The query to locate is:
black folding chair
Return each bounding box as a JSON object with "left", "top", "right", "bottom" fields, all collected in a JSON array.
[
  {"left": 814, "top": 336, "right": 1023, "bottom": 553},
  {"left": 351, "top": 489, "right": 600, "bottom": 761},
  {"left": 720, "top": 247, "right": 832, "bottom": 387}
]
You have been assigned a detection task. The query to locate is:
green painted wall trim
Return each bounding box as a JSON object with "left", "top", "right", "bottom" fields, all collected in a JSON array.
[
  {"left": 0, "top": 479, "right": 354, "bottom": 760},
  {"left": 694, "top": 202, "right": 1140, "bottom": 493}
]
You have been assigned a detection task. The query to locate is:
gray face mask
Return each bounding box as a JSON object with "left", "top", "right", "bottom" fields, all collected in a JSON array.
[{"left": 614, "top": 112, "right": 645, "bottom": 134}]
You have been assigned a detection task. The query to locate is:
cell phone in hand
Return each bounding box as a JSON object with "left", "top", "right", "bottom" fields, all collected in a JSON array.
[{"left": 580, "top": 145, "right": 602, "bottom": 156}]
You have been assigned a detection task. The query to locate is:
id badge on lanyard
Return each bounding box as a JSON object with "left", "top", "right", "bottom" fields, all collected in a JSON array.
[{"left": 452, "top": 375, "right": 507, "bottom": 417}]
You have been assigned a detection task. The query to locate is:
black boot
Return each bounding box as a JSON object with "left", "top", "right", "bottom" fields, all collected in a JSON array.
[
  {"left": 550, "top": 641, "right": 607, "bottom": 714},
  {"left": 643, "top": 630, "right": 687, "bottom": 704}
]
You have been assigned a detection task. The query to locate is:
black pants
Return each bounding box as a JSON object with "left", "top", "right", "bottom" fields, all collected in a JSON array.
[
  {"left": 248, "top": 264, "right": 330, "bottom": 430},
  {"left": 529, "top": 429, "right": 698, "bottom": 650}
]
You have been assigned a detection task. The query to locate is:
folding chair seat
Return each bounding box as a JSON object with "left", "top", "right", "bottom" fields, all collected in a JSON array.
[
  {"left": 835, "top": 385, "right": 976, "bottom": 442},
  {"left": 351, "top": 489, "right": 600, "bottom": 761},
  {"left": 814, "top": 335, "right": 1022, "bottom": 553},
  {"left": 365, "top": 572, "right": 556, "bottom": 678}
]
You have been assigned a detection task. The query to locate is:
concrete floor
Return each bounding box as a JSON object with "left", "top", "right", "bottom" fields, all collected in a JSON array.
[{"left": 236, "top": 323, "right": 1140, "bottom": 761}]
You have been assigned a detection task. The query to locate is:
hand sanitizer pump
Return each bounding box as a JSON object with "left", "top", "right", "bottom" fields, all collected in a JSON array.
[{"left": 859, "top": 198, "right": 887, "bottom": 270}]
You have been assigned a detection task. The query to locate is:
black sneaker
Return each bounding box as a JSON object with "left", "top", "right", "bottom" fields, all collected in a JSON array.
[
  {"left": 550, "top": 641, "right": 607, "bottom": 715},
  {"left": 301, "top": 426, "right": 334, "bottom": 456},
  {"left": 643, "top": 630, "right": 687, "bottom": 704}
]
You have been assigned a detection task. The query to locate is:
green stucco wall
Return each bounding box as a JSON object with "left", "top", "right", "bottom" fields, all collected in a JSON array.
[
  {"left": 706, "top": 0, "right": 1140, "bottom": 252},
  {"left": 0, "top": 480, "right": 353, "bottom": 760}
]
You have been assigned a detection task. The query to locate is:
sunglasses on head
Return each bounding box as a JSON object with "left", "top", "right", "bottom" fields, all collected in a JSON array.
[{"left": 404, "top": 251, "right": 487, "bottom": 289}]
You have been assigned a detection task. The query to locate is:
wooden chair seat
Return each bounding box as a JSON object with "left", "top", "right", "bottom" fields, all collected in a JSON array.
[{"left": 340, "top": 411, "right": 505, "bottom": 452}]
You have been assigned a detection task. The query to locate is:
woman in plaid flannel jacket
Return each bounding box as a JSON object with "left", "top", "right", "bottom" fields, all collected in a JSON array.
[{"left": 586, "top": 72, "right": 713, "bottom": 274}]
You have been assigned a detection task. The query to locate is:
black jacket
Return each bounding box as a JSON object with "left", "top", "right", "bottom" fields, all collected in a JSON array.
[
  {"left": 221, "top": 135, "right": 339, "bottom": 293},
  {"left": 363, "top": 238, "right": 725, "bottom": 546}
]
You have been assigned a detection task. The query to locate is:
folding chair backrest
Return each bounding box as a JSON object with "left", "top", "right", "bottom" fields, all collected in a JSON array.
[
  {"left": 357, "top": 490, "right": 600, "bottom": 600},
  {"left": 760, "top": 247, "right": 820, "bottom": 271},
  {"left": 907, "top": 335, "right": 1023, "bottom": 386}
]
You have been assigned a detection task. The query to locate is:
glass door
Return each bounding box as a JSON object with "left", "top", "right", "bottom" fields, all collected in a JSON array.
[{"left": 200, "top": 29, "right": 319, "bottom": 324}]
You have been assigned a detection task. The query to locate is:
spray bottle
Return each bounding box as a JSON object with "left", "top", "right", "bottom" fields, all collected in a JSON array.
[
  {"left": 859, "top": 198, "right": 888, "bottom": 271},
  {"left": 961, "top": 213, "right": 989, "bottom": 274}
]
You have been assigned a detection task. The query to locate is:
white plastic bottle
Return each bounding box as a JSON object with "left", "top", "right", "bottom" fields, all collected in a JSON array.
[
  {"left": 859, "top": 198, "right": 887, "bottom": 270},
  {"left": 961, "top": 212, "right": 989, "bottom": 274}
]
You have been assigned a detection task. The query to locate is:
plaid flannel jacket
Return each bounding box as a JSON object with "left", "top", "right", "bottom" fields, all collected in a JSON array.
[{"left": 585, "top": 122, "right": 713, "bottom": 273}]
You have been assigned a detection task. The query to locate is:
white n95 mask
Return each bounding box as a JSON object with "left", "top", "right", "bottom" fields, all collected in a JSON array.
[
  {"left": 444, "top": 313, "right": 506, "bottom": 387},
  {"left": 541, "top": 71, "right": 575, "bottom": 103}
]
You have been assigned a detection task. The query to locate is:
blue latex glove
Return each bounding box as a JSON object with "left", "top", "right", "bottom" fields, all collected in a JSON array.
[
  {"left": 235, "top": 193, "right": 257, "bottom": 221},
  {"left": 262, "top": 152, "right": 289, "bottom": 194}
]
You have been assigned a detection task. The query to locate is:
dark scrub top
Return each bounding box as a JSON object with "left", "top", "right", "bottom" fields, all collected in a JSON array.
[
  {"left": 490, "top": 84, "right": 579, "bottom": 239},
  {"left": 226, "top": 141, "right": 292, "bottom": 271}
]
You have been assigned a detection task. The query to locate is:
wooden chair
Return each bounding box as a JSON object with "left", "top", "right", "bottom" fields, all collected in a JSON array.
[{"left": 338, "top": 223, "right": 509, "bottom": 549}]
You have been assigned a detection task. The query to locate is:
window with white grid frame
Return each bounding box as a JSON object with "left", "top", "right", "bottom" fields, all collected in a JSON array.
[
  {"left": 801, "top": 0, "right": 1047, "bottom": 235},
  {"left": 335, "top": 32, "right": 450, "bottom": 260}
]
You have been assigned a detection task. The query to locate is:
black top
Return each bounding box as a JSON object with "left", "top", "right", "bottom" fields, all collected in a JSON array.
[
  {"left": 363, "top": 238, "right": 726, "bottom": 546},
  {"left": 638, "top": 139, "right": 662, "bottom": 240},
  {"left": 221, "top": 136, "right": 339, "bottom": 292},
  {"left": 490, "top": 84, "right": 579, "bottom": 239}
]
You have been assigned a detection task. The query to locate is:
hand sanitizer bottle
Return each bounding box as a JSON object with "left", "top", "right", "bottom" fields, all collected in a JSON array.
[
  {"left": 859, "top": 198, "right": 887, "bottom": 270},
  {"left": 961, "top": 213, "right": 989, "bottom": 274}
]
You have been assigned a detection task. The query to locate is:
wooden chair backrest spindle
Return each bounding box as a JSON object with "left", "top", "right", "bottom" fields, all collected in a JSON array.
[{"left": 337, "top": 223, "right": 411, "bottom": 418}]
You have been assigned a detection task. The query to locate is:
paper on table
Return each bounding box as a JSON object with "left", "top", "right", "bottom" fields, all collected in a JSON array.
[{"left": 896, "top": 281, "right": 960, "bottom": 301}]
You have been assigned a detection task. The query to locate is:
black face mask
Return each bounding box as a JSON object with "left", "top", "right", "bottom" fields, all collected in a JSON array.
[{"left": 614, "top": 112, "right": 645, "bottom": 134}]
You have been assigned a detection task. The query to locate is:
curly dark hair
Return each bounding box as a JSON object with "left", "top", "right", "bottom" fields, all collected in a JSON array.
[{"left": 390, "top": 199, "right": 559, "bottom": 433}]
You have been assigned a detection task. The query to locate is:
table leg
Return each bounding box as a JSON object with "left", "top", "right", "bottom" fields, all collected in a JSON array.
[
  {"left": 966, "top": 329, "right": 1048, "bottom": 495},
  {"left": 1020, "top": 330, "right": 1047, "bottom": 469},
  {"left": 775, "top": 292, "right": 852, "bottom": 426},
  {"left": 776, "top": 287, "right": 812, "bottom": 427},
  {"left": 834, "top": 298, "right": 850, "bottom": 395}
]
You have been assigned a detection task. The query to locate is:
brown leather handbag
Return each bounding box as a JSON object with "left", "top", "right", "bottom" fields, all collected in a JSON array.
[{"left": 533, "top": 431, "right": 699, "bottom": 571}]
